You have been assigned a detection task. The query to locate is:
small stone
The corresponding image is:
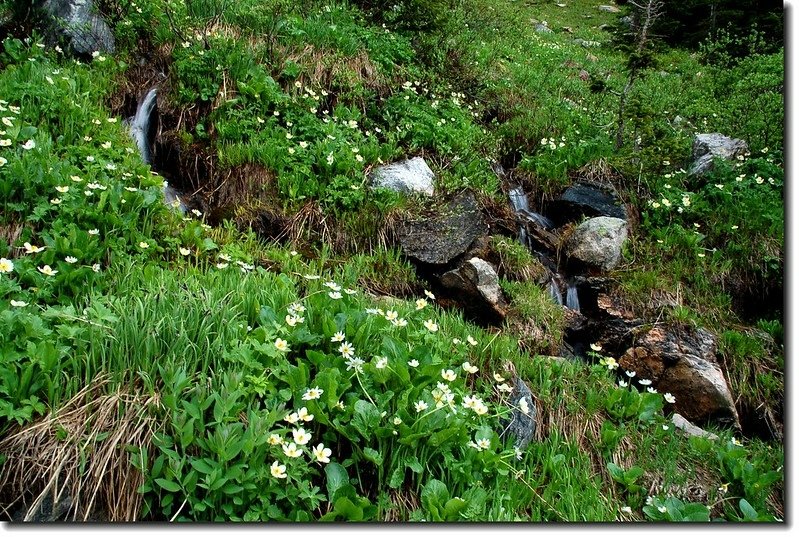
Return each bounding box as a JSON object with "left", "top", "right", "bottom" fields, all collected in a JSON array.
[
  {"left": 370, "top": 157, "right": 434, "bottom": 197},
  {"left": 500, "top": 377, "right": 537, "bottom": 450}
]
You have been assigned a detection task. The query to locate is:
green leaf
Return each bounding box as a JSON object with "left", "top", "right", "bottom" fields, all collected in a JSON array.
[
  {"left": 405, "top": 456, "right": 423, "bottom": 473},
  {"left": 351, "top": 399, "right": 381, "bottom": 439},
  {"left": 607, "top": 462, "right": 624, "bottom": 483},
  {"left": 429, "top": 426, "right": 458, "bottom": 447},
  {"left": 333, "top": 497, "right": 364, "bottom": 521},
  {"left": 681, "top": 503, "right": 710, "bottom": 522},
  {"left": 325, "top": 462, "right": 349, "bottom": 501},
  {"left": 421, "top": 479, "right": 449, "bottom": 521},
  {"left": 388, "top": 466, "right": 405, "bottom": 489},
  {"left": 190, "top": 458, "right": 215, "bottom": 475},
  {"left": 363, "top": 447, "right": 383, "bottom": 465},
  {"left": 201, "top": 237, "right": 218, "bottom": 251},
  {"left": 443, "top": 497, "right": 467, "bottom": 521},
  {"left": 625, "top": 466, "right": 644, "bottom": 482},
  {"left": 739, "top": 499, "right": 759, "bottom": 521},
  {"left": 154, "top": 478, "right": 181, "bottom": 492}
]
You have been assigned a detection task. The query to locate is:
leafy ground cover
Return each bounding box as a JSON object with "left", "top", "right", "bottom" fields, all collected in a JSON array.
[{"left": 0, "top": 0, "right": 784, "bottom": 523}]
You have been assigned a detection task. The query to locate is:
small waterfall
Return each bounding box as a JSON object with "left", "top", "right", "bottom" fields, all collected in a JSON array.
[
  {"left": 509, "top": 185, "right": 530, "bottom": 214},
  {"left": 548, "top": 278, "right": 563, "bottom": 306},
  {"left": 520, "top": 209, "right": 555, "bottom": 230},
  {"left": 565, "top": 284, "right": 580, "bottom": 311},
  {"left": 129, "top": 87, "right": 186, "bottom": 213},
  {"left": 130, "top": 87, "right": 158, "bottom": 165}
]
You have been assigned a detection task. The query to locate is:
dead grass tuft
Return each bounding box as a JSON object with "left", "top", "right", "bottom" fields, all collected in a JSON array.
[
  {"left": 0, "top": 220, "right": 24, "bottom": 257},
  {"left": 283, "top": 45, "right": 390, "bottom": 110},
  {"left": 0, "top": 376, "right": 160, "bottom": 522}
]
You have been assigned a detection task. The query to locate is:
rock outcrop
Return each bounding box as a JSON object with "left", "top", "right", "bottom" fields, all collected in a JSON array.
[
  {"left": 396, "top": 191, "right": 487, "bottom": 265},
  {"left": 41, "top": 0, "right": 116, "bottom": 55},
  {"left": 671, "top": 413, "right": 720, "bottom": 441},
  {"left": 619, "top": 326, "right": 740, "bottom": 428},
  {"left": 688, "top": 133, "right": 749, "bottom": 176},
  {"left": 441, "top": 257, "right": 507, "bottom": 321},
  {"left": 500, "top": 377, "right": 537, "bottom": 451},
  {"left": 551, "top": 182, "right": 628, "bottom": 224}
]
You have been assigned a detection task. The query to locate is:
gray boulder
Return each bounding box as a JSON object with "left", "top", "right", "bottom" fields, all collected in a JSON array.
[
  {"left": 500, "top": 377, "right": 537, "bottom": 451},
  {"left": 441, "top": 257, "right": 507, "bottom": 321},
  {"left": 41, "top": 0, "right": 116, "bottom": 55},
  {"left": 369, "top": 156, "right": 434, "bottom": 197},
  {"left": 619, "top": 326, "right": 740, "bottom": 428},
  {"left": 688, "top": 133, "right": 749, "bottom": 176},
  {"left": 598, "top": 4, "right": 621, "bottom": 13},
  {"left": 566, "top": 216, "right": 628, "bottom": 271},
  {"left": 535, "top": 22, "right": 553, "bottom": 34},
  {"left": 396, "top": 191, "right": 487, "bottom": 265}
]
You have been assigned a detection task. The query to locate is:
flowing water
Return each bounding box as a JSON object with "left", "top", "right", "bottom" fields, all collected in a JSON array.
[
  {"left": 565, "top": 284, "right": 580, "bottom": 311},
  {"left": 129, "top": 87, "right": 186, "bottom": 213},
  {"left": 509, "top": 185, "right": 579, "bottom": 312}
]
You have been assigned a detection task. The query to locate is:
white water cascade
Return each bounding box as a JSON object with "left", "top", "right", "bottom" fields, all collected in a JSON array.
[
  {"left": 129, "top": 87, "right": 186, "bottom": 213},
  {"left": 509, "top": 185, "right": 580, "bottom": 312},
  {"left": 565, "top": 283, "right": 580, "bottom": 311}
]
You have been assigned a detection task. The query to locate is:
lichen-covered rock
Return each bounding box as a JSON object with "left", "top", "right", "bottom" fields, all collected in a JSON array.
[
  {"left": 41, "top": 0, "right": 116, "bottom": 55},
  {"left": 688, "top": 133, "right": 749, "bottom": 176},
  {"left": 619, "top": 326, "right": 740, "bottom": 428},
  {"left": 369, "top": 156, "right": 434, "bottom": 197},
  {"left": 396, "top": 191, "right": 487, "bottom": 265},
  {"left": 565, "top": 216, "right": 628, "bottom": 271}
]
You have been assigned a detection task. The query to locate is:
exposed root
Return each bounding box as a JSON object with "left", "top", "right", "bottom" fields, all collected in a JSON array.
[{"left": 0, "top": 376, "right": 161, "bottom": 522}]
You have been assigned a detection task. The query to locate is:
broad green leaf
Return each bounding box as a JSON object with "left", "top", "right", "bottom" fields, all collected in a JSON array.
[
  {"left": 739, "top": 499, "right": 759, "bottom": 521},
  {"left": 363, "top": 447, "right": 383, "bottom": 465},
  {"left": 154, "top": 478, "right": 181, "bottom": 493},
  {"left": 443, "top": 497, "right": 467, "bottom": 521},
  {"left": 351, "top": 399, "right": 381, "bottom": 438},
  {"left": 325, "top": 462, "right": 349, "bottom": 501},
  {"left": 334, "top": 496, "right": 364, "bottom": 521}
]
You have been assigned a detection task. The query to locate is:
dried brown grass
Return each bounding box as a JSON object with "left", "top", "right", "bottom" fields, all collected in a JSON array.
[
  {"left": 0, "top": 220, "right": 24, "bottom": 257},
  {"left": 0, "top": 376, "right": 160, "bottom": 521}
]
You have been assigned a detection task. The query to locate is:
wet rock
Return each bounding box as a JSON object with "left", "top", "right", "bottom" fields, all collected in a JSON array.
[
  {"left": 688, "top": 133, "right": 749, "bottom": 176},
  {"left": 369, "top": 156, "right": 434, "bottom": 197},
  {"left": 672, "top": 413, "right": 720, "bottom": 441},
  {"left": 41, "top": 0, "right": 116, "bottom": 55},
  {"left": 396, "top": 191, "right": 487, "bottom": 265},
  {"left": 551, "top": 182, "right": 628, "bottom": 224},
  {"left": 565, "top": 216, "right": 628, "bottom": 271},
  {"left": 12, "top": 493, "right": 73, "bottom": 522},
  {"left": 441, "top": 257, "right": 507, "bottom": 321},
  {"left": 519, "top": 215, "right": 559, "bottom": 253},
  {"left": 619, "top": 326, "right": 740, "bottom": 428},
  {"left": 500, "top": 377, "right": 537, "bottom": 450}
]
